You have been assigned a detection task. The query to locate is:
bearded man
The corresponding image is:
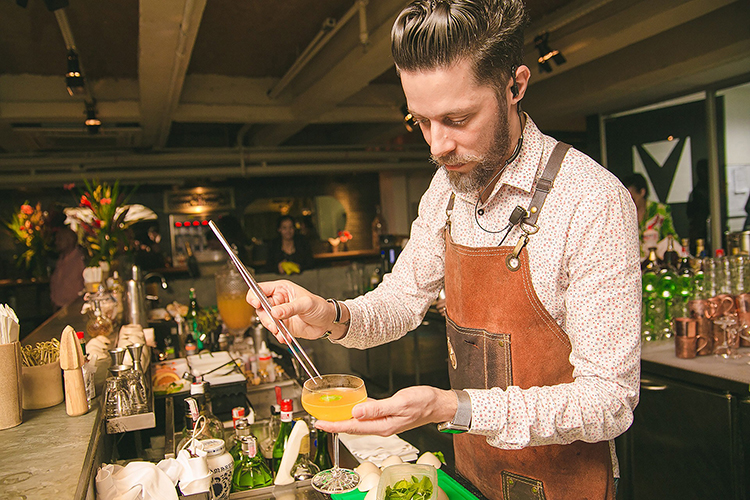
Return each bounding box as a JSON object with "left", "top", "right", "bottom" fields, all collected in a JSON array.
[{"left": 248, "top": 1, "right": 640, "bottom": 498}]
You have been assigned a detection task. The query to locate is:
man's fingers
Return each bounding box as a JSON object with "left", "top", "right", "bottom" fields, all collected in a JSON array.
[{"left": 351, "top": 398, "right": 401, "bottom": 420}]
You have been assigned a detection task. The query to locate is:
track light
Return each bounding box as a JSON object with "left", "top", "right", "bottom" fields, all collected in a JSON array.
[
  {"left": 66, "top": 49, "right": 85, "bottom": 96},
  {"left": 85, "top": 101, "right": 100, "bottom": 134},
  {"left": 534, "top": 32, "right": 566, "bottom": 74},
  {"left": 400, "top": 104, "right": 418, "bottom": 133}
]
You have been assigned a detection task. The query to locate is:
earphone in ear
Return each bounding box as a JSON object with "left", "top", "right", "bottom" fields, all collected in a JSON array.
[{"left": 510, "top": 66, "right": 519, "bottom": 98}]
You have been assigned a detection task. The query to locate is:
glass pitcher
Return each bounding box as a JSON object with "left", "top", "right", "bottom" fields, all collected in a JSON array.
[{"left": 215, "top": 257, "right": 256, "bottom": 342}]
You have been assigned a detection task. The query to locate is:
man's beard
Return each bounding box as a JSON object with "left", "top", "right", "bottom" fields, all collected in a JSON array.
[{"left": 431, "top": 105, "right": 512, "bottom": 194}]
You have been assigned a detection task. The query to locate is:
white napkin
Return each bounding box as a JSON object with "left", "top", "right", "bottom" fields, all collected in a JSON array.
[
  {"left": 95, "top": 461, "right": 178, "bottom": 500},
  {"left": 338, "top": 433, "right": 419, "bottom": 466},
  {"left": 157, "top": 449, "right": 211, "bottom": 495},
  {"left": 0, "top": 304, "right": 20, "bottom": 344}
]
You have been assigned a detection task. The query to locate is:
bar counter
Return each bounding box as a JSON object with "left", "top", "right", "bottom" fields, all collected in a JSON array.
[{"left": 14, "top": 296, "right": 750, "bottom": 500}]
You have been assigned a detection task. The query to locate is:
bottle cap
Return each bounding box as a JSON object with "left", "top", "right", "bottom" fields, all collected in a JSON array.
[
  {"left": 200, "top": 438, "right": 226, "bottom": 456},
  {"left": 76, "top": 331, "right": 84, "bottom": 341},
  {"left": 190, "top": 381, "right": 205, "bottom": 395},
  {"left": 280, "top": 398, "right": 293, "bottom": 412},
  {"left": 716, "top": 249, "right": 725, "bottom": 257},
  {"left": 241, "top": 435, "right": 259, "bottom": 457}
]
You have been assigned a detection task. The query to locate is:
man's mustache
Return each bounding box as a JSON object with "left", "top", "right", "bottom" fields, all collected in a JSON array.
[{"left": 429, "top": 153, "right": 483, "bottom": 168}]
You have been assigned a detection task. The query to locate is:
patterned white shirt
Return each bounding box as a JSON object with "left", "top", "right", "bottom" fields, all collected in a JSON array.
[{"left": 338, "top": 116, "right": 641, "bottom": 473}]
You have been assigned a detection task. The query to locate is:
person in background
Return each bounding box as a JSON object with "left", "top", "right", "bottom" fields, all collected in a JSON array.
[
  {"left": 624, "top": 172, "right": 679, "bottom": 256},
  {"left": 133, "top": 222, "right": 166, "bottom": 271},
  {"left": 265, "top": 215, "right": 314, "bottom": 275},
  {"left": 686, "top": 160, "right": 710, "bottom": 247},
  {"left": 49, "top": 226, "right": 86, "bottom": 309},
  {"left": 248, "top": 1, "right": 640, "bottom": 497}
]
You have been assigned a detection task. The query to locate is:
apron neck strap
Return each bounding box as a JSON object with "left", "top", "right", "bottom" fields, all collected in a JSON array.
[{"left": 524, "top": 142, "right": 570, "bottom": 226}]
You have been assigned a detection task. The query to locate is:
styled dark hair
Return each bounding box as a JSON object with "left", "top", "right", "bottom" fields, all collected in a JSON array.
[
  {"left": 391, "top": 0, "right": 528, "bottom": 90},
  {"left": 624, "top": 173, "right": 649, "bottom": 198}
]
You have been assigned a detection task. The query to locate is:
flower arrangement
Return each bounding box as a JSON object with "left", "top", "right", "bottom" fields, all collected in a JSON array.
[
  {"left": 3, "top": 202, "right": 53, "bottom": 278},
  {"left": 328, "top": 230, "right": 353, "bottom": 252},
  {"left": 64, "top": 179, "right": 157, "bottom": 266}
]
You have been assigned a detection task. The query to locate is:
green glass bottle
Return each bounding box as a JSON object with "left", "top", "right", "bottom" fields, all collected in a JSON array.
[
  {"left": 187, "top": 287, "right": 203, "bottom": 350},
  {"left": 291, "top": 432, "right": 320, "bottom": 480},
  {"left": 312, "top": 425, "right": 332, "bottom": 471},
  {"left": 272, "top": 398, "right": 294, "bottom": 473},
  {"left": 232, "top": 435, "right": 273, "bottom": 491}
]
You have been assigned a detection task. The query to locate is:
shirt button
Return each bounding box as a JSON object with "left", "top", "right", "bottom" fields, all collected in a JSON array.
[{"left": 477, "top": 209, "right": 484, "bottom": 216}]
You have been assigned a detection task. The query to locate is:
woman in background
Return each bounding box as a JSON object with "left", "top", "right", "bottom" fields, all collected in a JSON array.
[{"left": 265, "top": 215, "right": 314, "bottom": 275}]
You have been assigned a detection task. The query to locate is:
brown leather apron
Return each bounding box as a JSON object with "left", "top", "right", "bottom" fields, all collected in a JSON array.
[{"left": 444, "top": 143, "right": 615, "bottom": 500}]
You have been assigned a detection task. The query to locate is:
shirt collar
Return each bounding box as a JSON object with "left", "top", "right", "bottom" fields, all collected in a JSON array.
[{"left": 453, "top": 114, "right": 546, "bottom": 205}]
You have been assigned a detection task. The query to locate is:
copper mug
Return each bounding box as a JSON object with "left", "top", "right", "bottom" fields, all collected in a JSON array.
[
  {"left": 674, "top": 318, "right": 708, "bottom": 358},
  {"left": 707, "top": 294, "right": 736, "bottom": 319},
  {"left": 735, "top": 293, "right": 750, "bottom": 347},
  {"left": 687, "top": 300, "right": 713, "bottom": 355}
]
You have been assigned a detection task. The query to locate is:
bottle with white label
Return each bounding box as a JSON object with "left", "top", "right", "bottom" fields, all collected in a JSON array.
[{"left": 202, "top": 438, "right": 234, "bottom": 500}]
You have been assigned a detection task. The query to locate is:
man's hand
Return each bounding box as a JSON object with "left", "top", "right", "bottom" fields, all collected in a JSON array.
[
  {"left": 246, "top": 280, "right": 334, "bottom": 341},
  {"left": 314, "top": 386, "right": 458, "bottom": 436}
]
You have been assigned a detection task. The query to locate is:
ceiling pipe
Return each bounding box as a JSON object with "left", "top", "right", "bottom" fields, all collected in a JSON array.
[
  {"left": 267, "top": 0, "right": 367, "bottom": 99},
  {"left": 0, "top": 160, "right": 433, "bottom": 187},
  {"left": 0, "top": 146, "right": 429, "bottom": 169},
  {"left": 54, "top": 9, "right": 95, "bottom": 103}
]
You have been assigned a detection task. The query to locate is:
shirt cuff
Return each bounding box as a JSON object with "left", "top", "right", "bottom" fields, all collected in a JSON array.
[
  {"left": 329, "top": 298, "right": 365, "bottom": 346},
  {"left": 464, "top": 388, "right": 506, "bottom": 436}
]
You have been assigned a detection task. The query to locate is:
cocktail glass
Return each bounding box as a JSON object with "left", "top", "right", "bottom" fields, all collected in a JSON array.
[
  {"left": 302, "top": 374, "right": 367, "bottom": 494},
  {"left": 713, "top": 314, "right": 737, "bottom": 358}
]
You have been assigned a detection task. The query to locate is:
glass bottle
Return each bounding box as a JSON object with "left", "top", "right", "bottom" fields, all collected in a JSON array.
[
  {"left": 291, "top": 431, "right": 320, "bottom": 481},
  {"left": 641, "top": 248, "right": 661, "bottom": 342},
  {"left": 261, "top": 404, "right": 281, "bottom": 461},
  {"left": 190, "top": 381, "right": 225, "bottom": 440},
  {"left": 188, "top": 288, "right": 204, "bottom": 350},
  {"left": 657, "top": 262, "right": 677, "bottom": 339},
  {"left": 662, "top": 235, "right": 679, "bottom": 272},
  {"left": 232, "top": 435, "right": 273, "bottom": 491},
  {"left": 312, "top": 425, "right": 332, "bottom": 471},
  {"left": 177, "top": 397, "right": 217, "bottom": 453},
  {"left": 86, "top": 297, "right": 113, "bottom": 338},
  {"left": 271, "top": 398, "right": 294, "bottom": 473},
  {"left": 229, "top": 417, "right": 251, "bottom": 463}
]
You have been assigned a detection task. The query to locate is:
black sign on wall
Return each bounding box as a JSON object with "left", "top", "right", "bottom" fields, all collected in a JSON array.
[{"left": 604, "top": 98, "right": 725, "bottom": 243}]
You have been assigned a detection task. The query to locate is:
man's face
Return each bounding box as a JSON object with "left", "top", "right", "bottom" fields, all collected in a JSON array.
[{"left": 400, "top": 59, "right": 511, "bottom": 194}]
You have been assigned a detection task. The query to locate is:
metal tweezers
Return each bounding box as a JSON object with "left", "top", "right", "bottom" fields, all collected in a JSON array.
[{"left": 208, "top": 220, "right": 322, "bottom": 384}]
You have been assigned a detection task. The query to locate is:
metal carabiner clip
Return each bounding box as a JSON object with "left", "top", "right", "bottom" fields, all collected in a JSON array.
[{"left": 506, "top": 233, "right": 529, "bottom": 272}]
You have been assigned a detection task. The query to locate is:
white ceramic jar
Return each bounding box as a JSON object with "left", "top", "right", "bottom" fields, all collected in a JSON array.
[{"left": 201, "top": 438, "right": 234, "bottom": 500}]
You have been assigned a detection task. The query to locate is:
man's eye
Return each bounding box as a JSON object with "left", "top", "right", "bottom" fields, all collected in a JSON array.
[{"left": 445, "top": 117, "right": 468, "bottom": 126}]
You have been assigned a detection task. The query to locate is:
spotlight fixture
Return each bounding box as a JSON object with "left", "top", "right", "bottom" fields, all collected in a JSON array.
[
  {"left": 66, "top": 49, "right": 85, "bottom": 96},
  {"left": 400, "top": 103, "right": 418, "bottom": 133},
  {"left": 85, "top": 101, "right": 101, "bottom": 134},
  {"left": 534, "top": 32, "right": 566, "bottom": 74}
]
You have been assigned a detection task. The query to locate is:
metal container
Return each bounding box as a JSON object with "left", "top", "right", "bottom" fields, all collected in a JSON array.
[{"left": 125, "top": 265, "right": 149, "bottom": 328}]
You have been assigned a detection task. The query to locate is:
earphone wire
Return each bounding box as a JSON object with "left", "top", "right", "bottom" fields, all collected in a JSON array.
[{"left": 474, "top": 101, "right": 525, "bottom": 236}]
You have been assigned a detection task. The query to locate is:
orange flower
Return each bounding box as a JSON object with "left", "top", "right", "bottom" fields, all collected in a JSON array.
[
  {"left": 100, "top": 198, "right": 111, "bottom": 205},
  {"left": 20, "top": 204, "right": 33, "bottom": 215},
  {"left": 80, "top": 195, "right": 92, "bottom": 208}
]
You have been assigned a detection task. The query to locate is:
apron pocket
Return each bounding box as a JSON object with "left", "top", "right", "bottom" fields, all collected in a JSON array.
[
  {"left": 502, "top": 470, "right": 546, "bottom": 500},
  {"left": 446, "top": 316, "right": 512, "bottom": 390}
]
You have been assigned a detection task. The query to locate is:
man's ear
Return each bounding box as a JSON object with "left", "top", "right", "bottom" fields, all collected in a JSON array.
[{"left": 512, "top": 65, "right": 531, "bottom": 103}]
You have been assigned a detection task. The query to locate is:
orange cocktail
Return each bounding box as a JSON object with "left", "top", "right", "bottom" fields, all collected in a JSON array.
[
  {"left": 216, "top": 294, "right": 255, "bottom": 331},
  {"left": 302, "top": 386, "right": 367, "bottom": 421}
]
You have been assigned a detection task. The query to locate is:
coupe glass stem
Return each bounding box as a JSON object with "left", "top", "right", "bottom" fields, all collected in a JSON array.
[{"left": 333, "top": 432, "right": 341, "bottom": 471}]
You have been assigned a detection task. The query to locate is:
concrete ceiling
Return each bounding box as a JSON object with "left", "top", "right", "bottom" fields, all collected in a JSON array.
[{"left": 0, "top": 0, "right": 748, "bottom": 185}]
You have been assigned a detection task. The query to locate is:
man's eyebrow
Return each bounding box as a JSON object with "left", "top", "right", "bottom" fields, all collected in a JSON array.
[{"left": 409, "top": 108, "right": 474, "bottom": 118}]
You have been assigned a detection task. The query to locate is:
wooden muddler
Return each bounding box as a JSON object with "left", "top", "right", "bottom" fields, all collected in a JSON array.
[{"left": 59, "top": 325, "right": 88, "bottom": 417}]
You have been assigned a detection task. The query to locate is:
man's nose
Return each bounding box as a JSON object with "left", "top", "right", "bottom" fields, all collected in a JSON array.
[{"left": 429, "top": 125, "right": 456, "bottom": 158}]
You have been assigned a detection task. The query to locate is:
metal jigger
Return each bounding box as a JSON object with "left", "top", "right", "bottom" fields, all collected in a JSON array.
[
  {"left": 127, "top": 343, "right": 144, "bottom": 373},
  {"left": 109, "top": 347, "right": 126, "bottom": 366}
]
